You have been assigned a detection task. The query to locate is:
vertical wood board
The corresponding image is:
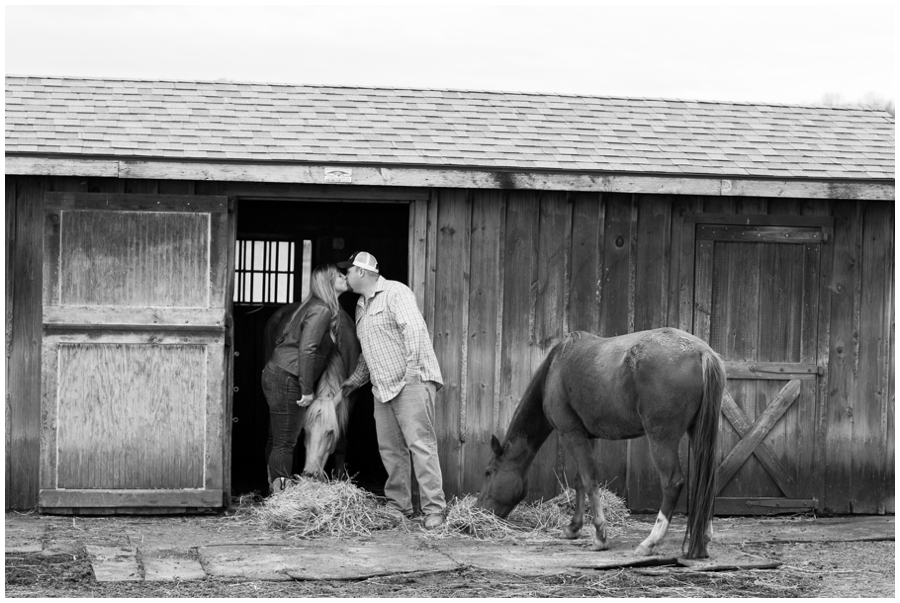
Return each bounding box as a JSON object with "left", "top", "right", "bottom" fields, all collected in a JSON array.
[
  {"left": 628, "top": 195, "right": 675, "bottom": 511},
  {"left": 568, "top": 193, "right": 602, "bottom": 334},
  {"left": 498, "top": 191, "right": 540, "bottom": 438},
  {"left": 529, "top": 192, "right": 570, "bottom": 500},
  {"left": 885, "top": 230, "right": 895, "bottom": 513},
  {"left": 670, "top": 197, "right": 704, "bottom": 331},
  {"left": 824, "top": 201, "right": 861, "bottom": 512},
  {"left": 431, "top": 189, "right": 470, "bottom": 496},
  {"left": 8, "top": 177, "right": 44, "bottom": 509},
  {"left": 497, "top": 191, "right": 552, "bottom": 502},
  {"left": 5, "top": 178, "right": 16, "bottom": 508},
  {"left": 853, "top": 202, "right": 892, "bottom": 512},
  {"left": 461, "top": 191, "right": 503, "bottom": 494},
  {"left": 223, "top": 198, "right": 237, "bottom": 505},
  {"left": 564, "top": 193, "right": 603, "bottom": 491},
  {"left": 593, "top": 195, "right": 633, "bottom": 496},
  {"left": 409, "top": 198, "right": 429, "bottom": 313}
]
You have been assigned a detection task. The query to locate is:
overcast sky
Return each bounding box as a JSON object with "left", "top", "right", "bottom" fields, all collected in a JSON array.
[{"left": 4, "top": 3, "right": 896, "bottom": 106}]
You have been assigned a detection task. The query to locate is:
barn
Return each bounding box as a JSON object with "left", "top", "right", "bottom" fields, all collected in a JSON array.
[{"left": 5, "top": 75, "right": 894, "bottom": 516}]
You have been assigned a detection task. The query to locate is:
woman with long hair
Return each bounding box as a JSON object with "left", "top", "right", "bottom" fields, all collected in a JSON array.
[{"left": 262, "top": 263, "right": 352, "bottom": 494}]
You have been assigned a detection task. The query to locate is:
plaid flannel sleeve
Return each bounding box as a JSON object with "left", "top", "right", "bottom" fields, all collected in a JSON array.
[
  {"left": 346, "top": 339, "right": 371, "bottom": 389},
  {"left": 392, "top": 285, "right": 426, "bottom": 383}
]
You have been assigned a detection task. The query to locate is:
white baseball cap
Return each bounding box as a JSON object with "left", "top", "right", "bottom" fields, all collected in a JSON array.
[{"left": 337, "top": 251, "right": 379, "bottom": 273}]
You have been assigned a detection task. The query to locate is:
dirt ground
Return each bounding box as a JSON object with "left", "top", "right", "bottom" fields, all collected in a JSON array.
[{"left": 5, "top": 511, "right": 895, "bottom": 598}]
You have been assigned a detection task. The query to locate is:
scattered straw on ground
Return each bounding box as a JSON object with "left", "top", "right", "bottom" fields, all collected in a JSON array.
[{"left": 243, "top": 476, "right": 632, "bottom": 542}]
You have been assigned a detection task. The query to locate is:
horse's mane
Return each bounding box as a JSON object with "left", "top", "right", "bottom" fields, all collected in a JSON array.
[{"left": 304, "top": 350, "right": 349, "bottom": 436}]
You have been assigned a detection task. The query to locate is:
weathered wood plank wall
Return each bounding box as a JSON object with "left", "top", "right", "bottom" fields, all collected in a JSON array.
[
  {"left": 4, "top": 176, "right": 894, "bottom": 514},
  {"left": 421, "top": 188, "right": 894, "bottom": 514}
]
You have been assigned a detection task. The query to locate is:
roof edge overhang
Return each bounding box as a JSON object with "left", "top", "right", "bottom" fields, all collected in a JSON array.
[{"left": 5, "top": 153, "right": 894, "bottom": 201}]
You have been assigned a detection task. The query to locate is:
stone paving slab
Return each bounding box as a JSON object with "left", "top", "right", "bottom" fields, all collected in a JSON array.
[
  {"left": 141, "top": 547, "right": 207, "bottom": 582},
  {"left": 632, "top": 551, "right": 782, "bottom": 576},
  {"left": 435, "top": 534, "right": 684, "bottom": 574},
  {"left": 5, "top": 516, "right": 45, "bottom": 554},
  {"left": 200, "top": 537, "right": 458, "bottom": 581},
  {"left": 5, "top": 543, "right": 44, "bottom": 554},
  {"left": 84, "top": 546, "right": 141, "bottom": 582},
  {"left": 677, "top": 551, "right": 782, "bottom": 572},
  {"left": 712, "top": 515, "right": 895, "bottom": 544}
]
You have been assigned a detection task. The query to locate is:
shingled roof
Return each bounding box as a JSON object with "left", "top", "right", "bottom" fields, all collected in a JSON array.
[{"left": 5, "top": 75, "right": 895, "bottom": 180}]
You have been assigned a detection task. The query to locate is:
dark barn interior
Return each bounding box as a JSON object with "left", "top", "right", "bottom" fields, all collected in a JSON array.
[{"left": 231, "top": 199, "right": 409, "bottom": 495}]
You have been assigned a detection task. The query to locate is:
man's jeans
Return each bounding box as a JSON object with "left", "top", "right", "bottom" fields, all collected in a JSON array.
[{"left": 374, "top": 380, "right": 446, "bottom": 516}]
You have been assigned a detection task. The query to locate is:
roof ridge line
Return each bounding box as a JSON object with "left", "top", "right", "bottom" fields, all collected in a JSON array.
[{"left": 5, "top": 74, "right": 891, "bottom": 113}]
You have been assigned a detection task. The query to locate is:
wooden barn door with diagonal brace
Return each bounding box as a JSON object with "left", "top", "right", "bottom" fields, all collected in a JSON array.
[
  {"left": 39, "top": 192, "right": 235, "bottom": 512},
  {"left": 689, "top": 216, "right": 831, "bottom": 514}
]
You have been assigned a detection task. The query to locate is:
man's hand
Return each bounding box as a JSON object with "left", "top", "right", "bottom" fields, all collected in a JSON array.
[
  {"left": 340, "top": 379, "right": 357, "bottom": 399},
  {"left": 297, "top": 394, "right": 314, "bottom": 407}
]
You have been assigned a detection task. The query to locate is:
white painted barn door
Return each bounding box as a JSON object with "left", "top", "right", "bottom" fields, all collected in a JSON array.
[{"left": 39, "top": 192, "right": 234, "bottom": 511}]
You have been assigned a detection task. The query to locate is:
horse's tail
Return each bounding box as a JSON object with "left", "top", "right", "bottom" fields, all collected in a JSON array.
[{"left": 685, "top": 346, "right": 725, "bottom": 559}]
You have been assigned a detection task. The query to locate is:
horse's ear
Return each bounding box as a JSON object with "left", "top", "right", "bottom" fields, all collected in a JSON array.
[{"left": 490, "top": 435, "right": 503, "bottom": 457}]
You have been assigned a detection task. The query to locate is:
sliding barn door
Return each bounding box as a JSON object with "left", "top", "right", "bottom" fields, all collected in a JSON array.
[
  {"left": 39, "top": 192, "right": 234, "bottom": 511},
  {"left": 690, "top": 217, "right": 831, "bottom": 514}
]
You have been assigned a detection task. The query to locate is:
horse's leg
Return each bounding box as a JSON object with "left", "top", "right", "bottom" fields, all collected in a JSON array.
[
  {"left": 559, "top": 432, "right": 607, "bottom": 550},
  {"left": 562, "top": 471, "right": 584, "bottom": 539},
  {"left": 635, "top": 437, "right": 684, "bottom": 556}
]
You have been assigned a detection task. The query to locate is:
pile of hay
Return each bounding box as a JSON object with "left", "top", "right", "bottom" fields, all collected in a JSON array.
[
  {"left": 251, "top": 476, "right": 398, "bottom": 538},
  {"left": 248, "top": 476, "right": 630, "bottom": 542},
  {"left": 435, "top": 486, "right": 630, "bottom": 541}
]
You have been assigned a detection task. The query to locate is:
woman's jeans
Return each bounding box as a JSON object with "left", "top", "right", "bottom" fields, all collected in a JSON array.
[{"left": 261, "top": 363, "right": 306, "bottom": 481}]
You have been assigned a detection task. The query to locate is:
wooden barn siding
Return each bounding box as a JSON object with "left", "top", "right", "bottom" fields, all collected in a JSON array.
[
  {"left": 421, "top": 187, "right": 895, "bottom": 514},
  {"left": 4, "top": 175, "right": 894, "bottom": 514}
]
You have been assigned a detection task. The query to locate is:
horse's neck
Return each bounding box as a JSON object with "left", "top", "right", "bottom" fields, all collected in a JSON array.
[{"left": 504, "top": 387, "right": 554, "bottom": 467}]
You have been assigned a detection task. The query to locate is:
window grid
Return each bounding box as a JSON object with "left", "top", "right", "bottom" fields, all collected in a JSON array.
[{"left": 234, "top": 240, "right": 295, "bottom": 304}]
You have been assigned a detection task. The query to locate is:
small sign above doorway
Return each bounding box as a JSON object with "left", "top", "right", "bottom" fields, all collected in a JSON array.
[{"left": 324, "top": 167, "right": 352, "bottom": 183}]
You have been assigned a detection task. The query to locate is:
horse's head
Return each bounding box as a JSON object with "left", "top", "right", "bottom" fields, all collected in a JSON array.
[
  {"left": 301, "top": 393, "right": 341, "bottom": 478},
  {"left": 301, "top": 352, "right": 350, "bottom": 478},
  {"left": 475, "top": 435, "right": 528, "bottom": 518}
]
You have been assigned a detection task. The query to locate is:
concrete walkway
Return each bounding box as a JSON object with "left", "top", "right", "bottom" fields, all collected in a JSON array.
[{"left": 5, "top": 512, "right": 893, "bottom": 583}]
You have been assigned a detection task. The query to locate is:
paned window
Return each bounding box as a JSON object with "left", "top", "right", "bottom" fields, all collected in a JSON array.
[{"left": 234, "top": 239, "right": 311, "bottom": 304}]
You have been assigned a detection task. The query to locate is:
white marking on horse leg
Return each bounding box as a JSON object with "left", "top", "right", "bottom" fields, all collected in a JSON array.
[{"left": 634, "top": 511, "right": 670, "bottom": 556}]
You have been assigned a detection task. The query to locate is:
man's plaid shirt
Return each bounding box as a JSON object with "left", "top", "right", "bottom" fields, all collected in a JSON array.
[{"left": 346, "top": 276, "right": 443, "bottom": 403}]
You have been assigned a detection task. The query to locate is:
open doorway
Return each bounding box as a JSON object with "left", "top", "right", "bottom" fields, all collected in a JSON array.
[{"left": 231, "top": 198, "right": 410, "bottom": 496}]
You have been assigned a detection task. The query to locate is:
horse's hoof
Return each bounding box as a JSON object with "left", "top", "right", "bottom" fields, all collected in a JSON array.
[
  {"left": 590, "top": 540, "right": 609, "bottom": 551},
  {"left": 633, "top": 543, "right": 653, "bottom": 556},
  {"left": 562, "top": 526, "right": 581, "bottom": 540}
]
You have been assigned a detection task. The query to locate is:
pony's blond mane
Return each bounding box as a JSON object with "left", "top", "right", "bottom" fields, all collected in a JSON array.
[{"left": 304, "top": 350, "right": 349, "bottom": 436}]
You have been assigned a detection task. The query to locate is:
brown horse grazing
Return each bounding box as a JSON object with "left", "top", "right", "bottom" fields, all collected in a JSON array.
[
  {"left": 475, "top": 328, "right": 725, "bottom": 559},
  {"left": 264, "top": 303, "right": 360, "bottom": 478}
]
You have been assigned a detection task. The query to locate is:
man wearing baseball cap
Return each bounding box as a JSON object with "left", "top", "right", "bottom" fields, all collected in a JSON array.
[{"left": 338, "top": 251, "right": 446, "bottom": 528}]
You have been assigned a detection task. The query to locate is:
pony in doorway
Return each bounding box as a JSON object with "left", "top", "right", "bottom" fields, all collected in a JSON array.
[{"left": 264, "top": 302, "right": 360, "bottom": 478}]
